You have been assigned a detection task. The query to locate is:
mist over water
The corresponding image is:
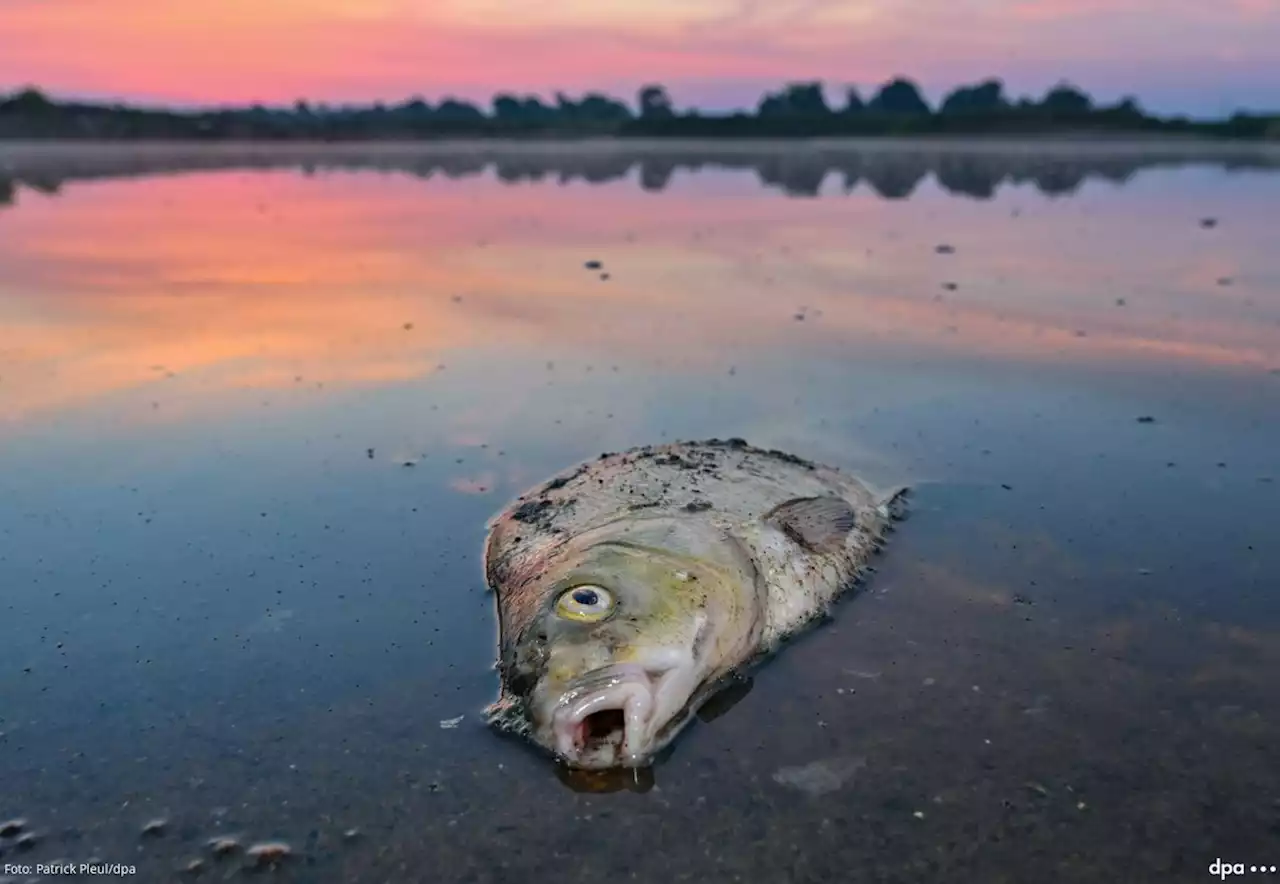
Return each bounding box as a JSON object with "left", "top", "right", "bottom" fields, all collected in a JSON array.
[{"left": 1, "top": 142, "right": 1277, "bottom": 883}]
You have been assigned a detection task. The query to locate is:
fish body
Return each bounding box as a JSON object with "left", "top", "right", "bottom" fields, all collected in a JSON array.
[{"left": 483, "top": 438, "right": 905, "bottom": 770}]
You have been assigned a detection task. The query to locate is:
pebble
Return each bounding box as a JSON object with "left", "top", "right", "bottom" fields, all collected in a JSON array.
[
  {"left": 245, "top": 842, "right": 292, "bottom": 867},
  {"left": 208, "top": 836, "right": 240, "bottom": 856},
  {"left": 141, "top": 818, "right": 168, "bottom": 837}
]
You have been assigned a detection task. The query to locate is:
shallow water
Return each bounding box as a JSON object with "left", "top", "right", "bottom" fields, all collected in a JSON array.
[{"left": 1, "top": 142, "right": 1278, "bottom": 883}]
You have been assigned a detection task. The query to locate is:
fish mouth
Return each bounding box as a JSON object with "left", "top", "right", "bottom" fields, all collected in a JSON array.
[{"left": 552, "top": 664, "right": 663, "bottom": 769}]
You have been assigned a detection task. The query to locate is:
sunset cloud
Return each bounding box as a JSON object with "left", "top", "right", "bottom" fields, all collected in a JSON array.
[{"left": 0, "top": 0, "right": 1276, "bottom": 113}]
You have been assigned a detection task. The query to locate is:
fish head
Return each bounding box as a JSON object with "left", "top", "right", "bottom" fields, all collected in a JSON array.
[{"left": 489, "top": 515, "right": 763, "bottom": 769}]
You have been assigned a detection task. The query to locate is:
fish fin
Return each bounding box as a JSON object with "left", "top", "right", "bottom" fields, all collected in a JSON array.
[
  {"left": 878, "top": 486, "right": 911, "bottom": 523},
  {"left": 764, "top": 496, "right": 859, "bottom": 554}
]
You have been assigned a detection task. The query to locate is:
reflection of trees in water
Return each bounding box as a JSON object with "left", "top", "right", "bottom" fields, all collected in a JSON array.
[{"left": 1, "top": 146, "right": 1276, "bottom": 207}]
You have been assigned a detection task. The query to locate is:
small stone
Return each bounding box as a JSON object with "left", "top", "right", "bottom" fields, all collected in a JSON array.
[
  {"left": 209, "top": 837, "right": 240, "bottom": 856},
  {"left": 245, "top": 842, "right": 292, "bottom": 867},
  {"left": 141, "top": 818, "right": 168, "bottom": 837}
]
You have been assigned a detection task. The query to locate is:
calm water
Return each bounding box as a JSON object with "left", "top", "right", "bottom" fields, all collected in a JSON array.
[{"left": 1, "top": 142, "right": 1278, "bottom": 884}]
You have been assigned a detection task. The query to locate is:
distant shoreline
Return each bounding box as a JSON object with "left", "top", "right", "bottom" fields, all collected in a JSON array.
[{"left": 4, "top": 135, "right": 1280, "bottom": 161}]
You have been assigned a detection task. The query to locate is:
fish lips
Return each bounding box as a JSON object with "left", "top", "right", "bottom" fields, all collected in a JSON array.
[{"left": 552, "top": 663, "right": 665, "bottom": 768}]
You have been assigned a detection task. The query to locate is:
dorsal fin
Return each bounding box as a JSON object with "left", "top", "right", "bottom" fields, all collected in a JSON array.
[{"left": 764, "top": 496, "right": 858, "bottom": 554}]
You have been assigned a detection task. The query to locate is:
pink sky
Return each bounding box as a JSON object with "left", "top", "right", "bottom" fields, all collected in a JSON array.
[{"left": 1, "top": 0, "right": 1278, "bottom": 115}]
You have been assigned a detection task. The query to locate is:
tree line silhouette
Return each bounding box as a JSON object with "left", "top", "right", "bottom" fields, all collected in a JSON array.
[{"left": 1, "top": 77, "right": 1277, "bottom": 140}]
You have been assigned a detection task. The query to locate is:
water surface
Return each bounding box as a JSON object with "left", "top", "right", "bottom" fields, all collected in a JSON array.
[{"left": 1, "top": 142, "right": 1278, "bottom": 883}]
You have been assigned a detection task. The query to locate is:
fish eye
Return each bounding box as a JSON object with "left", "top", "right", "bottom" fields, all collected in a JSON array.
[{"left": 555, "top": 585, "right": 615, "bottom": 622}]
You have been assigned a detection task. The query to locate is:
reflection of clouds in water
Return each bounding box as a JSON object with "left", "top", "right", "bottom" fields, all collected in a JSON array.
[{"left": 1, "top": 146, "right": 1278, "bottom": 429}]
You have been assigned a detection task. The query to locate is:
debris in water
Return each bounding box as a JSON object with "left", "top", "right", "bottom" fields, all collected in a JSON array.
[
  {"left": 1025, "top": 781, "right": 1051, "bottom": 798},
  {"left": 367, "top": 448, "right": 375, "bottom": 459},
  {"left": 15, "top": 832, "right": 40, "bottom": 851},
  {"left": 141, "top": 818, "right": 168, "bottom": 837},
  {"left": 1115, "top": 297, "right": 1127, "bottom": 306},
  {"left": 1135, "top": 416, "right": 1156, "bottom": 424},
  {"left": 935, "top": 244, "right": 956, "bottom": 254},
  {"left": 403, "top": 322, "right": 414, "bottom": 330},
  {"left": 584, "top": 260, "right": 602, "bottom": 270},
  {"left": 600, "top": 273, "right": 610, "bottom": 281},
  {"left": 440, "top": 715, "right": 464, "bottom": 729},
  {"left": 1199, "top": 217, "right": 1218, "bottom": 228},
  {"left": 942, "top": 282, "right": 958, "bottom": 291},
  {"left": 209, "top": 837, "right": 241, "bottom": 857},
  {"left": 342, "top": 828, "right": 361, "bottom": 842},
  {"left": 182, "top": 859, "right": 205, "bottom": 875},
  {"left": 0, "top": 819, "right": 25, "bottom": 837},
  {"left": 772, "top": 756, "right": 867, "bottom": 797},
  {"left": 1216, "top": 277, "right": 1233, "bottom": 286},
  {"left": 842, "top": 668, "right": 881, "bottom": 680},
  {"left": 245, "top": 842, "right": 292, "bottom": 867}
]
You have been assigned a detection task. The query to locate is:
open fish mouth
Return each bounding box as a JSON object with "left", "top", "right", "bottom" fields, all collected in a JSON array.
[{"left": 552, "top": 664, "right": 665, "bottom": 768}]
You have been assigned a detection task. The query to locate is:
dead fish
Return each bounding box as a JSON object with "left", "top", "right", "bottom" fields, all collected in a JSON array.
[{"left": 483, "top": 438, "right": 906, "bottom": 770}]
